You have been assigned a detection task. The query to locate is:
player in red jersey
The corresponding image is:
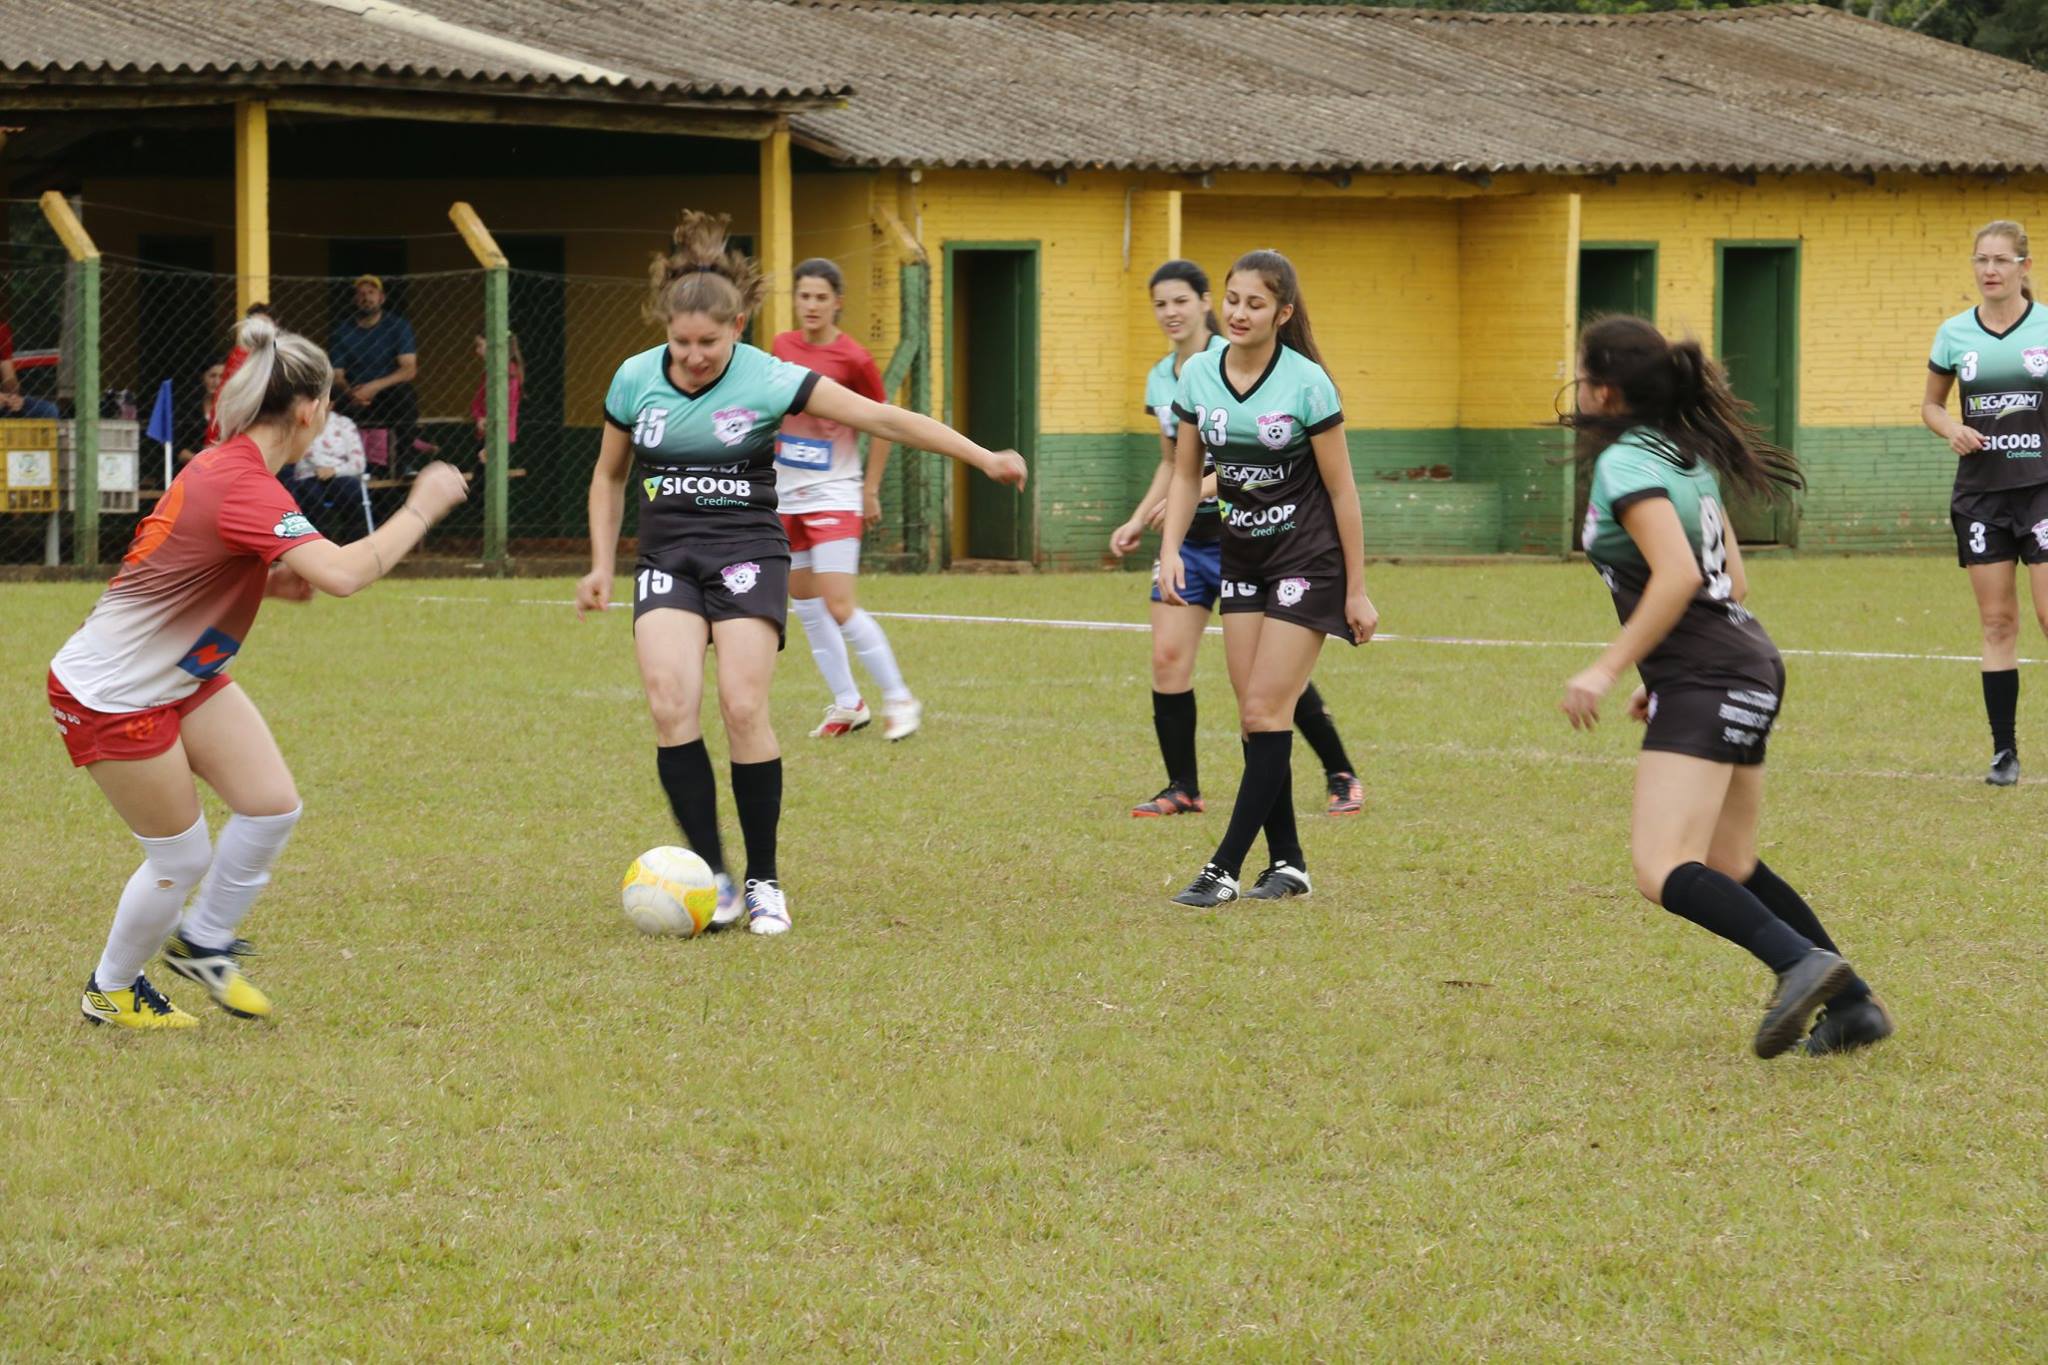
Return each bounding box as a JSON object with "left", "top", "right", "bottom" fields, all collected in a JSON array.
[
  {"left": 51, "top": 314, "right": 467, "bottom": 1029},
  {"left": 772, "top": 259, "right": 922, "bottom": 740}
]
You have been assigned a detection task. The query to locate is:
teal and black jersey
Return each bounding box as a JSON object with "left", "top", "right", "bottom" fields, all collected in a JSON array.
[
  {"left": 604, "top": 342, "right": 820, "bottom": 549},
  {"left": 1930, "top": 303, "right": 2048, "bottom": 495},
  {"left": 1170, "top": 342, "right": 1345, "bottom": 574},
  {"left": 1146, "top": 334, "right": 1228, "bottom": 543},
  {"left": 1582, "top": 427, "right": 1779, "bottom": 689}
]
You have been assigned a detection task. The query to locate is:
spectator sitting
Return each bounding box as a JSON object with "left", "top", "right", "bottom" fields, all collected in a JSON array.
[
  {"left": 177, "top": 362, "right": 225, "bottom": 467},
  {"left": 469, "top": 331, "right": 523, "bottom": 464},
  {"left": 0, "top": 317, "right": 60, "bottom": 419},
  {"left": 281, "top": 408, "right": 368, "bottom": 537},
  {"left": 331, "top": 275, "right": 419, "bottom": 469}
]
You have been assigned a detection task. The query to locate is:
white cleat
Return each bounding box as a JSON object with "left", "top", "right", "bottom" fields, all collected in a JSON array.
[
  {"left": 709, "top": 872, "right": 744, "bottom": 930},
  {"left": 809, "top": 700, "right": 871, "bottom": 738},
  {"left": 882, "top": 696, "right": 922, "bottom": 742},
  {"left": 745, "top": 879, "right": 791, "bottom": 936}
]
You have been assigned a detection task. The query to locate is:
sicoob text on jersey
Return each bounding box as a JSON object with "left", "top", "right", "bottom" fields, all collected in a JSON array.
[{"left": 635, "top": 405, "right": 753, "bottom": 508}]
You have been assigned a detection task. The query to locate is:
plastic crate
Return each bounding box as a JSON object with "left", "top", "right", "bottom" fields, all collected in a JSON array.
[
  {"left": 0, "top": 418, "right": 60, "bottom": 515},
  {"left": 58, "top": 420, "right": 141, "bottom": 514}
]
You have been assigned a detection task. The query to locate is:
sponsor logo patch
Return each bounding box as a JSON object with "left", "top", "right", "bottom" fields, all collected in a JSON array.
[
  {"left": 177, "top": 627, "right": 241, "bottom": 680},
  {"left": 712, "top": 407, "right": 761, "bottom": 447},
  {"left": 643, "top": 476, "right": 662, "bottom": 502},
  {"left": 273, "top": 512, "right": 315, "bottom": 540},
  {"left": 1966, "top": 390, "right": 2043, "bottom": 417},
  {"left": 720, "top": 561, "right": 761, "bottom": 595}
]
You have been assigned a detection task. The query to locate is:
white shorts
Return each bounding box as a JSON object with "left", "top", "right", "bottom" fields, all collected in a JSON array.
[{"left": 790, "top": 536, "right": 861, "bottom": 575}]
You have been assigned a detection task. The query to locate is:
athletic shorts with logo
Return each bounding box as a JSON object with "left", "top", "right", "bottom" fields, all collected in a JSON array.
[
  {"left": 1152, "top": 539, "right": 1224, "bottom": 609},
  {"left": 1642, "top": 658, "right": 1787, "bottom": 767},
  {"left": 1953, "top": 484, "right": 2048, "bottom": 566},
  {"left": 1216, "top": 542, "right": 1355, "bottom": 644},
  {"left": 47, "top": 669, "right": 234, "bottom": 767},
  {"left": 632, "top": 544, "right": 790, "bottom": 644}
]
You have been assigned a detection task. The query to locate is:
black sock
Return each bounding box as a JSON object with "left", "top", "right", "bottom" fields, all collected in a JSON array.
[
  {"left": 1294, "top": 682, "right": 1354, "bottom": 777},
  {"left": 1152, "top": 689, "right": 1199, "bottom": 794},
  {"left": 656, "top": 740, "right": 724, "bottom": 876},
  {"left": 1983, "top": 668, "right": 2019, "bottom": 756},
  {"left": 730, "top": 757, "right": 783, "bottom": 885},
  {"left": 1262, "top": 754, "right": 1304, "bottom": 870},
  {"left": 1212, "top": 730, "right": 1294, "bottom": 879},
  {"left": 1745, "top": 862, "right": 1871, "bottom": 1007},
  {"left": 1659, "top": 861, "right": 1815, "bottom": 974}
]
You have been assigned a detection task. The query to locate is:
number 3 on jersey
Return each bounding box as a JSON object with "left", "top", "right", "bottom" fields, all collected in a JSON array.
[
  {"left": 637, "top": 568, "right": 674, "bottom": 602},
  {"left": 1194, "top": 404, "right": 1228, "bottom": 448},
  {"left": 1698, "top": 497, "right": 1734, "bottom": 602}
]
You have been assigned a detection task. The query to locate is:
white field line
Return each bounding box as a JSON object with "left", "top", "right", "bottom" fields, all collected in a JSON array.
[{"left": 410, "top": 595, "right": 2038, "bottom": 666}]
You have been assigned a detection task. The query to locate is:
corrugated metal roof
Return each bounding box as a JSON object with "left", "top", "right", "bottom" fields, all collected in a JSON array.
[{"left": 775, "top": 2, "right": 2048, "bottom": 174}]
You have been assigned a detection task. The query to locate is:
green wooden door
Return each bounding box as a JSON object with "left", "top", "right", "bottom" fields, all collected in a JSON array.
[
  {"left": 1577, "top": 248, "right": 1658, "bottom": 531},
  {"left": 1717, "top": 246, "right": 1799, "bottom": 544},
  {"left": 957, "top": 250, "right": 1036, "bottom": 560}
]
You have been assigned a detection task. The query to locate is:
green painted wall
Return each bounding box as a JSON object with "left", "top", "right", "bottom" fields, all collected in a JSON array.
[{"left": 1795, "top": 426, "right": 1954, "bottom": 554}]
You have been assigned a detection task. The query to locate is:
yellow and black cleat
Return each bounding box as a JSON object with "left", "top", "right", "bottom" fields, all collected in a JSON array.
[
  {"left": 161, "top": 935, "right": 272, "bottom": 1020},
  {"left": 81, "top": 974, "right": 199, "bottom": 1030}
]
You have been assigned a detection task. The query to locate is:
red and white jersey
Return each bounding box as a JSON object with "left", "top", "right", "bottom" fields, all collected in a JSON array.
[
  {"left": 50, "top": 435, "right": 323, "bottom": 712},
  {"left": 770, "top": 330, "right": 887, "bottom": 514}
]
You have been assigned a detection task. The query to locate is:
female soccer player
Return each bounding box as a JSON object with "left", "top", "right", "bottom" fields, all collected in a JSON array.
[
  {"left": 1154, "top": 250, "right": 1375, "bottom": 907},
  {"left": 578, "top": 213, "right": 1025, "bottom": 936},
  {"left": 1922, "top": 219, "right": 2048, "bottom": 786},
  {"left": 50, "top": 313, "right": 468, "bottom": 1028},
  {"left": 772, "top": 258, "right": 920, "bottom": 741},
  {"left": 1564, "top": 315, "right": 1891, "bottom": 1058},
  {"left": 1111, "top": 259, "right": 1366, "bottom": 819}
]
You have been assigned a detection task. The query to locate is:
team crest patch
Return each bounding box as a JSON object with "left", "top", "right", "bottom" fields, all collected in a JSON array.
[
  {"left": 720, "top": 561, "right": 761, "bottom": 595},
  {"left": 712, "top": 407, "right": 761, "bottom": 447},
  {"left": 1256, "top": 412, "right": 1297, "bottom": 451},
  {"left": 2026, "top": 348, "right": 2048, "bottom": 379},
  {"left": 2034, "top": 518, "right": 2048, "bottom": 551},
  {"left": 273, "top": 512, "right": 315, "bottom": 539},
  {"left": 1275, "top": 576, "right": 1310, "bottom": 607}
]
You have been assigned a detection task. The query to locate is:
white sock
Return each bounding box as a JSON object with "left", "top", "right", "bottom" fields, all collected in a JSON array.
[
  {"left": 96, "top": 814, "right": 211, "bottom": 989},
  {"left": 792, "top": 596, "right": 861, "bottom": 708},
  {"left": 180, "top": 805, "right": 302, "bottom": 949},
  {"left": 841, "top": 609, "right": 911, "bottom": 703}
]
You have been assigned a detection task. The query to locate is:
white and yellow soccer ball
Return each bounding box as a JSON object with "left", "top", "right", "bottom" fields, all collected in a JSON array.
[{"left": 620, "top": 845, "right": 718, "bottom": 937}]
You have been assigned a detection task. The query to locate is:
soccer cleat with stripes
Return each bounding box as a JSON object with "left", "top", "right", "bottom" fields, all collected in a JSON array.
[
  {"left": 882, "top": 696, "right": 923, "bottom": 742},
  {"left": 809, "top": 700, "right": 871, "bottom": 738},
  {"left": 745, "top": 879, "right": 791, "bottom": 936},
  {"left": 1132, "top": 784, "right": 1205, "bottom": 818},
  {"left": 1170, "top": 862, "right": 1240, "bottom": 907},
  {"left": 1243, "top": 860, "right": 1312, "bottom": 901},
  {"left": 81, "top": 974, "right": 198, "bottom": 1030},
  {"left": 161, "top": 933, "right": 272, "bottom": 1019},
  {"left": 1325, "top": 771, "right": 1364, "bottom": 816},
  {"left": 1987, "top": 749, "right": 2020, "bottom": 786}
]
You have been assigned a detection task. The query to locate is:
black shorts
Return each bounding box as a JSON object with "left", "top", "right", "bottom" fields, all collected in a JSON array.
[
  {"left": 1642, "top": 660, "right": 1786, "bottom": 767},
  {"left": 1216, "top": 545, "right": 1357, "bottom": 645},
  {"left": 1953, "top": 485, "right": 2048, "bottom": 566},
  {"left": 631, "top": 544, "right": 789, "bottom": 645}
]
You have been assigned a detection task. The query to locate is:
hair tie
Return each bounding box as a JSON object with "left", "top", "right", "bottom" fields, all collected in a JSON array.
[{"left": 676, "top": 265, "right": 724, "bottom": 278}]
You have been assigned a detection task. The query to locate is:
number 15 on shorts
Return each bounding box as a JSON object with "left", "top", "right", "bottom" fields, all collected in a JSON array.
[{"left": 637, "top": 569, "right": 673, "bottom": 602}]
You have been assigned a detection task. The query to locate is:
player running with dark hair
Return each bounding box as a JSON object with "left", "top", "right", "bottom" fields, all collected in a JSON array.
[
  {"left": 1922, "top": 219, "right": 2048, "bottom": 786},
  {"left": 1155, "top": 250, "right": 1376, "bottom": 907},
  {"left": 51, "top": 312, "right": 467, "bottom": 1028},
  {"left": 1111, "top": 259, "right": 1365, "bottom": 819},
  {"left": 773, "top": 257, "right": 922, "bottom": 741},
  {"left": 1564, "top": 314, "right": 1891, "bottom": 1058},
  {"left": 579, "top": 212, "right": 1024, "bottom": 936}
]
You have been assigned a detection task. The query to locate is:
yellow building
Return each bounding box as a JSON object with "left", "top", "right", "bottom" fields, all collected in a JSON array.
[{"left": 9, "top": 1, "right": 2048, "bottom": 565}]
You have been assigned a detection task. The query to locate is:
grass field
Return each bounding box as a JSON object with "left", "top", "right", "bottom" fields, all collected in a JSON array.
[{"left": 4, "top": 556, "right": 2046, "bottom": 1360}]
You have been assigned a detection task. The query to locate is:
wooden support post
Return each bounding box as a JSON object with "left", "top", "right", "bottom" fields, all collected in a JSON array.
[
  {"left": 449, "top": 202, "right": 511, "bottom": 565},
  {"left": 234, "top": 100, "right": 270, "bottom": 315},
  {"left": 759, "top": 124, "right": 794, "bottom": 339},
  {"left": 40, "top": 192, "right": 99, "bottom": 566}
]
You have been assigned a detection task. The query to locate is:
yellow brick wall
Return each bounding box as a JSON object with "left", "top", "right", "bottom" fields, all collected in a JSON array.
[
  {"left": 1183, "top": 195, "right": 1463, "bottom": 430},
  {"left": 1456, "top": 192, "right": 1581, "bottom": 430},
  {"left": 1578, "top": 173, "right": 2048, "bottom": 427}
]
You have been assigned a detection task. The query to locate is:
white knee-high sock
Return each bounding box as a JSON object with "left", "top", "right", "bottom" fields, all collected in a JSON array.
[
  {"left": 96, "top": 815, "right": 212, "bottom": 988},
  {"left": 792, "top": 596, "right": 861, "bottom": 708},
  {"left": 841, "top": 608, "right": 910, "bottom": 703},
  {"left": 180, "top": 805, "right": 302, "bottom": 949}
]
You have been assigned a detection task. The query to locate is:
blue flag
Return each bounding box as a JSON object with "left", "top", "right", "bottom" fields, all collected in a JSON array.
[{"left": 144, "top": 379, "right": 175, "bottom": 445}]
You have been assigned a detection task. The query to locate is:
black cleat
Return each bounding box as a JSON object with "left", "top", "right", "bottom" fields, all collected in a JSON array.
[
  {"left": 1805, "top": 996, "right": 1895, "bottom": 1056},
  {"left": 1170, "top": 862, "right": 1239, "bottom": 907},
  {"left": 1987, "top": 750, "right": 2020, "bottom": 786},
  {"left": 1242, "top": 860, "right": 1313, "bottom": 901},
  {"left": 1755, "top": 950, "right": 1853, "bottom": 1059}
]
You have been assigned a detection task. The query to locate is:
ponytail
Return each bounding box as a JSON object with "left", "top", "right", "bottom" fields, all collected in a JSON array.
[
  {"left": 1228, "top": 249, "right": 1329, "bottom": 380},
  {"left": 1569, "top": 314, "right": 1801, "bottom": 498},
  {"left": 1149, "top": 258, "right": 1221, "bottom": 339},
  {"left": 212, "top": 314, "right": 332, "bottom": 442},
  {"left": 647, "top": 210, "right": 766, "bottom": 324}
]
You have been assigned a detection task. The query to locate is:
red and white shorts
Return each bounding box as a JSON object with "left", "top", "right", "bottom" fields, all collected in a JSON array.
[
  {"left": 781, "top": 510, "right": 863, "bottom": 574},
  {"left": 46, "top": 670, "right": 233, "bottom": 767}
]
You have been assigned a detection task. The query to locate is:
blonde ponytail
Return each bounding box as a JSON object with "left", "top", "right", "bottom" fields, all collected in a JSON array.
[{"left": 213, "top": 314, "right": 332, "bottom": 441}]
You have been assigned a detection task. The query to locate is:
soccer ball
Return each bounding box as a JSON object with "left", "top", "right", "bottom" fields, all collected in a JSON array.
[{"left": 620, "top": 845, "right": 718, "bottom": 937}]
